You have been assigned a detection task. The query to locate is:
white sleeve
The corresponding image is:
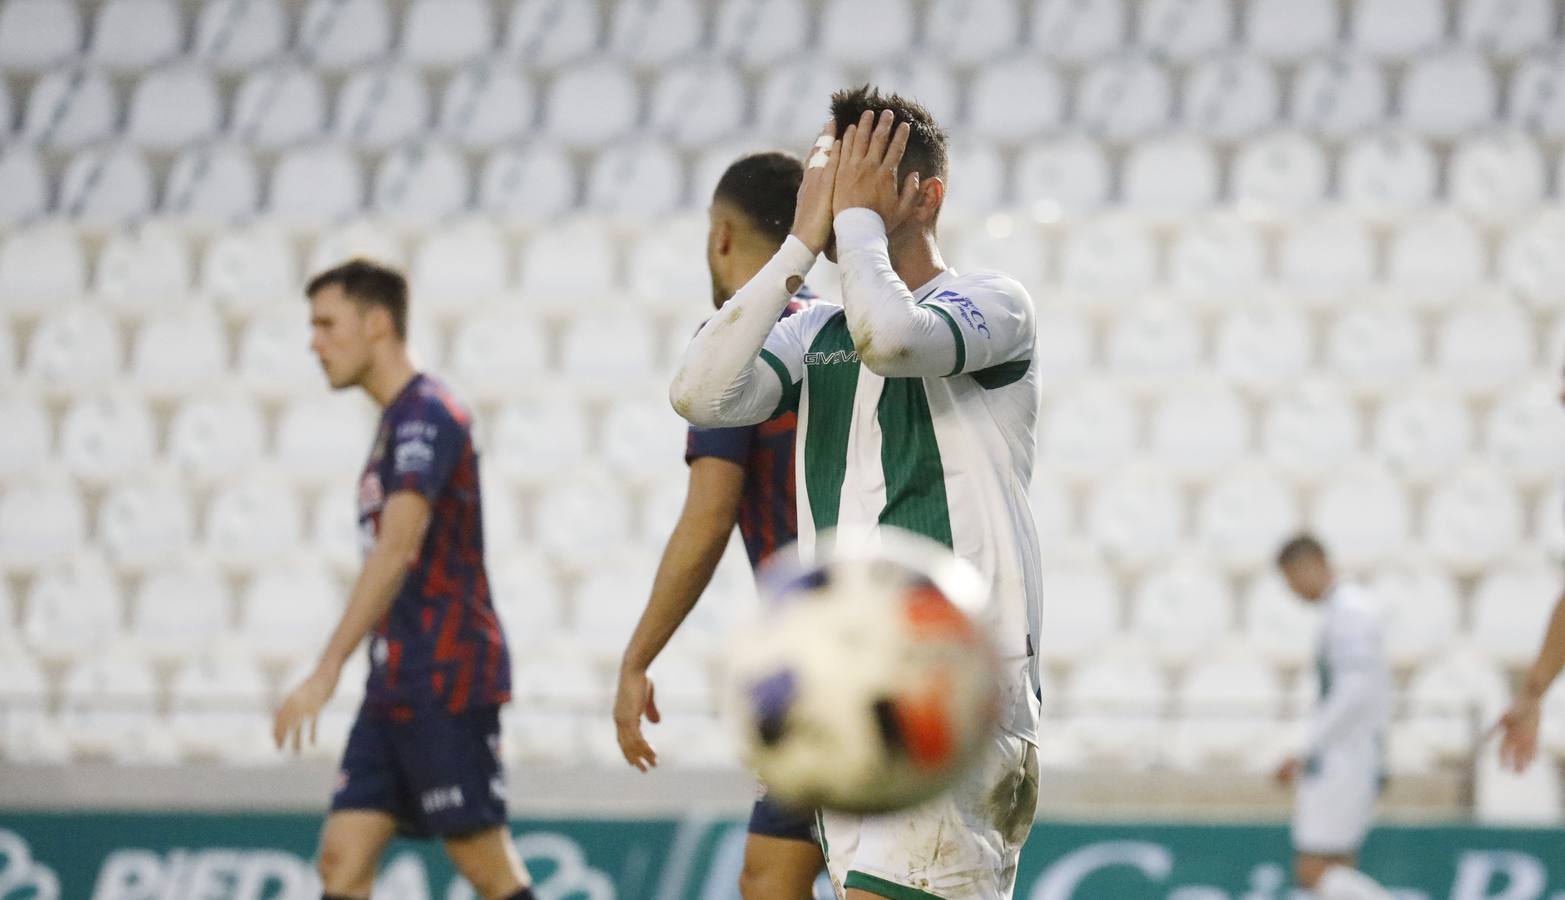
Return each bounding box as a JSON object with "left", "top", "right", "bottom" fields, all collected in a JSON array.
[
  {"left": 669, "top": 236, "right": 818, "bottom": 427},
  {"left": 834, "top": 208, "right": 1034, "bottom": 379},
  {"left": 1303, "top": 610, "right": 1382, "bottom": 757}
]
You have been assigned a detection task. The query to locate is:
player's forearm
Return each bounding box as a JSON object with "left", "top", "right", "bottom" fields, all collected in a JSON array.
[
  {"left": 316, "top": 542, "right": 411, "bottom": 677},
  {"left": 620, "top": 521, "right": 732, "bottom": 674},
  {"left": 1303, "top": 669, "right": 1371, "bottom": 757},
  {"left": 834, "top": 208, "right": 958, "bottom": 378},
  {"left": 1521, "top": 591, "right": 1565, "bottom": 700},
  {"left": 669, "top": 237, "right": 815, "bottom": 426}
]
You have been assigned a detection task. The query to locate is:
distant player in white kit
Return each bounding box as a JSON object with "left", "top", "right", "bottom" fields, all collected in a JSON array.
[
  {"left": 1275, "top": 535, "right": 1394, "bottom": 900},
  {"left": 671, "top": 86, "right": 1042, "bottom": 900}
]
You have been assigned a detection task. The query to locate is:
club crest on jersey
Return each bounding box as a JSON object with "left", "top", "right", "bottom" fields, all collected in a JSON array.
[
  {"left": 804, "top": 349, "right": 860, "bottom": 366},
  {"left": 934, "top": 291, "right": 991, "bottom": 339}
]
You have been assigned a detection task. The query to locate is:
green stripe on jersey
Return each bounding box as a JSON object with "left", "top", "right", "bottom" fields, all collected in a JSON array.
[
  {"left": 972, "top": 357, "right": 1031, "bottom": 390},
  {"left": 845, "top": 870, "right": 945, "bottom": 900},
  {"left": 802, "top": 312, "right": 859, "bottom": 534},
  {"left": 924, "top": 303, "right": 965, "bottom": 376},
  {"left": 877, "top": 377, "right": 953, "bottom": 548},
  {"left": 758, "top": 348, "right": 800, "bottom": 416}
]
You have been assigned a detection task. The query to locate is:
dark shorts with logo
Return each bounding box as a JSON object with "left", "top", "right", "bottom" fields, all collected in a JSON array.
[
  {"left": 331, "top": 704, "right": 506, "bottom": 839},
  {"left": 748, "top": 788, "right": 817, "bottom": 843}
]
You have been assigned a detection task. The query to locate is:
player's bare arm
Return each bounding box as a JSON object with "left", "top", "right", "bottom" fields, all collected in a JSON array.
[
  {"left": 273, "top": 490, "right": 432, "bottom": 753},
  {"left": 614, "top": 457, "right": 746, "bottom": 772},
  {"left": 1498, "top": 590, "right": 1565, "bottom": 771}
]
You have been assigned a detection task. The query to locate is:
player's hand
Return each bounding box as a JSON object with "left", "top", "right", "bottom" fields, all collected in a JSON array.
[
  {"left": 831, "top": 109, "right": 921, "bottom": 228},
  {"left": 1273, "top": 756, "right": 1302, "bottom": 786},
  {"left": 613, "top": 666, "right": 661, "bottom": 772},
  {"left": 789, "top": 119, "right": 842, "bottom": 256},
  {"left": 272, "top": 666, "right": 337, "bottom": 754},
  {"left": 1496, "top": 694, "right": 1542, "bottom": 772}
]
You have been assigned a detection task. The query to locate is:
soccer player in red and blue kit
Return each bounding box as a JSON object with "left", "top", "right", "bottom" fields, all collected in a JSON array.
[
  {"left": 274, "top": 260, "right": 532, "bottom": 900},
  {"left": 613, "top": 152, "right": 825, "bottom": 899}
]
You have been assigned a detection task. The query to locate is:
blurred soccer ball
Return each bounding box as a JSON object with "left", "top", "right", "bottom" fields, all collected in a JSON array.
[{"left": 724, "top": 527, "right": 1000, "bottom": 814}]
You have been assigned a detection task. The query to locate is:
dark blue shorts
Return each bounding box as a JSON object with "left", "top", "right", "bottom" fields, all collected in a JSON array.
[
  {"left": 748, "top": 788, "right": 816, "bottom": 843},
  {"left": 330, "top": 704, "right": 507, "bottom": 839}
]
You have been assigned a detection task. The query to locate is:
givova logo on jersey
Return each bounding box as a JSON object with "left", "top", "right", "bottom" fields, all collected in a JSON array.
[{"left": 804, "top": 349, "right": 860, "bottom": 366}]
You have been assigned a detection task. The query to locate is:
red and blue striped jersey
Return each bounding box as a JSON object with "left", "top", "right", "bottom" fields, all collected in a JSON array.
[{"left": 357, "top": 373, "right": 511, "bottom": 718}]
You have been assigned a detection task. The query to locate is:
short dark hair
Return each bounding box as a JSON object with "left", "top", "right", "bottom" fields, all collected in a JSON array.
[
  {"left": 830, "top": 84, "right": 949, "bottom": 181},
  {"left": 305, "top": 258, "right": 409, "bottom": 340},
  {"left": 1276, "top": 534, "right": 1327, "bottom": 568},
  {"left": 713, "top": 152, "right": 803, "bottom": 245}
]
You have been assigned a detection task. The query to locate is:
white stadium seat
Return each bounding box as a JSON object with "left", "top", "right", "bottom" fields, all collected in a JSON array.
[
  {"left": 1036, "top": 562, "right": 1121, "bottom": 663},
  {"left": 1402, "top": 49, "right": 1498, "bottom": 138},
  {"left": 1472, "top": 554, "right": 1562, "bottom": 667},
  {"left": 478, "top": 143, "right": 578, "bottom": 223},
  {"left": 970, "top": 58, "right": 1067, "bottom": 145},
  {"left": 1423, "top": 464, "right": 1522, "bottom": 575},
  {"left": 1311, "top": 463, "right": 1412, "bottom": 568},
  {"left": 94, "top": 224, "right": 192, "bottom": 313},
  {"left": 647, "top": 58, "right": 747, "bottom": 149},
  {"left": 23, "top": 555, "right": 119, "bottom": 659},
  {"left": 448, "top": 308, "right": 550, "bottom": 402},
  {"left": 1123, "top": 134, "right": 1218, "bottom": 213},
  {"left": 1232, "top": 131, "right": 1328, "bottom": 210},
  {"left": 1277, "top": 213, "right": 1373, "bottom": 302},
  {"left": 89, "top": 0, "right": 182, "bottom": 72},
  {"left": 1042, "top": 382, "right": 1138, "bottom": 479},
  {"left": 169, "top": 654, "right": 271, "bottom": 762},
  {"left": 1031, "top": 0, "right": 1127, "bottom": 65},
  {"left": 870, "top": 60, "right": 962, "bottom": 129},
  {"left": 192, "top": 0, "right": 287, "bottom": 73},
  {"left": 0, "top": 0, "right": 81, "bottom": 72},
  {"left": 1087, "top": 465, "right": 1184, "bottom": 570},
  {"left": 241, "top": 564, "right": 340, "bottom": 664},
  {"left": 0, "top": 392, "right": 50, "bottom": 479},
  {"left": 1196, "top": 464, "right": 1299, "bottom": 572},
  {"left": 200, "top": 226, "right": 299, "bottom": 314},
  {"left": 755, "top": 58, "right": 851, "bottom": 144},
  {"left": 601, "top": 396, "right": 689, "bottom": 485},
  {"left": 21, "top": 67, "right": 118, "bottom": 149},
  {"left": 1459, "top": 0, "right": 1554, "bottom": 59},
  {"left": 130, "top": 306, "right": 227, "bottom": 399},
  {"left": 126, "top": 65, "right": 222, "bottom": 150},
  {"left": 1500, "top": 211, "right": 1565, "bottom": 308},
  {"left": 100, "top": 478, "right": 195, "bottom": 571},
  {"left": 0, "top": 75, "right": 8, "bottom": 140},
  {"left": 274, "top": 394, "right": 375, "bottom": 484},
  {"left": 534, "top": 468, "right": 634, "bottom": 572},
  {"left": 1353, "top": 0, "right": 1446, "bottom": 60},
  {"left": 1027, "top": 310, "right": 1093, "bottom": 394},
  {"left": 586, "top": 141, "right": 684, "bottom": 219},
  {"left": 1371, "top": 558, "right": 1461, "bottom": 667},
  {"left": 1291, "top": 54, "right": 1389, "bottom": 139},
  {"left": 1168, "top": 216, "right": 1266, "bottom": 306},
  {"left": 410, "top": 221, "right": 509, "bottom": 316},
  {"left": 402, "top": 0, "right": 491, "bottom": 69},
  {"left": 1263, "top": 380, "right": 1361, "bottom": 482},
  {"left": 712, "top": 0, "right": 807, "bottom": 70},
  {"left": 310, "top": 485, "right": 361, "bottom": 574},
  {"left": 231, "top": 66, "right": 327, "bottom": 148},
  {"left": 1014, "top": 137, "right": 1110, "bottom": 217},
  {"left": 1063, "top": 641, "right": 1168, "bottom": 768},
  {"left": 1059, "top": 216, "right": 1157, "bottom": 302},
  {"left": 626, "top": 214, "right": 708, "bottom": 309},
  {"left": 608, "top": 0, "right": 703, "bottom": 69},
  {"left": 1029, "top": 468, "right": 1074, "bottom": 550},
  {"left": 438, "top": 64, "right": 535, "bottom": 149},
  {"left": 57, "top": 147, "right": 155, "bottom": 226},
  {"left": 372, "top": 143, "right": 470, "bottom": 221},
  {"left": 164, "top": 144, "right": 261, "bottom": 222},
  {"left": 1213, "top": 306, "right": 1309, "bottom": 394},
  {"left": 0, "top": 645, "right": 66, "bottom": 764},
  {"left": 237, "top": 307, "right": 322, "bottom": 399},
  {"left": 1247, "top": 0, "right": 1336, "bottom": 62},
  {"left": 168, "top": 395, "right": 266, "bottom": 483},
  {"left": 1106, "top": 302, "right": 1201, "bottom": 389},
  {"left": 1508, "top": 51, "right": 1565, "bottom": 136},
  {"left": 1138, "top": 0, "right": 1231, "bottom": 62},
  {"left": 60, "top": 649, "right": 171, "bottom": 763},
  {"left": 1131, "top": 560, "right": 1233, "bottom": 663},
  {"left": 1182, "top": 53, "right": 1279, "bottom": 139},
  {"left": 1172, "top": 647, "right": 1281, "bottom": 770},
  {"left": 1076, "top": 54, "right": 1172, "bottom": 139},
  {"left": 545, "top": 59, "right": 638, "bottom": 149},
  {"left": 559, "top": 312, "right": 659, "bottom": 388},
  {"left": 1339, "top": 132, "right": 1438, "bottom": 218},
  {"left": 821, "top": 0, "right": 914, "bottom": 66},
  {"left": 1325, "top": 308, "right": 1421, "bottom": 398},
  {"left": 574, "top": 554, "right": 659, "bottom": 658},
  {"left": 1449, "top": 131, "right": 1546, "bottom": 221},
  {"left": 1375, "top": 386, "right": 1472, "bottom": 483},
  {"left": 0, "top": 226, "right": 86, "bottom": 315},
  {"left": 1435, "top": 302, "right": 1532, "bottom": 396},
  {"left": 297, "top": 0, "right": 391, "bottom": 72},
  {"left": 0, "top": 146, "right": 46, "bottom": 226},
  {"left": 206, "top": 480, "right": 305, "bottom": 570},
  {"left": 25, "top": 306, "right": 120, "bottom": 396},
  {"left": 1387, "top": 213, "right": 1484, "bottom": 306},
  {"left": 940, "top": 141, "right": 1007, "bottom": 218},
  {"left": 1405, "top": 647, "right": 1509, "bottom": 761},
  {"left": 950, "top": 219, "right": 1048, "bottom": 297},
  {"left": 1244, "top": 573, "right": 1319, "bottom": 666},
  {"left": 1485, "top": 379, "right": 1565, "bottom": 488},
  {"left": 505, "top": 0, "right": 601, "bottom": 69},
  {"left": 269, "top": 144, "right": 363, "bottom": 224},
  {"left": 489, "top": 549, "right": 564, "bottom": 637},
  {"left": 0, "top": 478, "right": 85, "bottom": 570},
  {"left": 334, "top": 66, "right": 430, "bottom": 150},
  {"left": 1150, "top": 379, "right": 1248, "bottom": 480},
  {"left": 306, "top": 219, "right": 405, "bottom": 273},
  {"left": 59, "top": 393, "right": 156, "bottom": 483},
  {"left": 926, "top": 0, "right": 1020, "bottom": 65},
  {"left": 517, "top": 218, "right": 616, "bottom": 297}
]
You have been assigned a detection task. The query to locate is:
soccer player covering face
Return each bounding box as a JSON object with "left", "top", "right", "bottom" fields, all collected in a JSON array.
[
  {"left": 671, "top": 87, "right": 1044, "bottom": 900},
  {"left": 613, "top": 152, "right": 826, "bottom": 900},
  {"left": 273, "top": 260, "right": 531, "bottom": 900},
  {"left": 1275, "top": 536, "right": 1394, "bottom": 900}
]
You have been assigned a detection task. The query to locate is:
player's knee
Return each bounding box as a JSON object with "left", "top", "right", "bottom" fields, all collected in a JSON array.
[{"left": 316, "top": 841, "right": 374, "bottom": 895}]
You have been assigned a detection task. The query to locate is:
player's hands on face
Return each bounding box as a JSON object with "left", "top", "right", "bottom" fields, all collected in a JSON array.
[
  {"left": 831, "top": 109, "right": 922, "bottom": 228},
  {"left": 1273, "top": 755, "right": 1302, "bottom": 786},
  {"left": 789, "top": 119, "right": 842, "bottom": 256},
  {"left": 272, "top": 666, "right": 337, "bottom": 754},
  {"left": 1496, "top": 694, "right": 1541, "bottom": 772},
  {"left": 613, "top": 666, "right": 661, "bottom": 772}
]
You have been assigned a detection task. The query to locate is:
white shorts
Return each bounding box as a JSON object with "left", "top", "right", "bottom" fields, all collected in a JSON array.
[
  {"left": 1291, "top": 747, "right": 1381, "bottom": 855},
  {"left": 819, "top": 729, "right": 1039, "bottom": 900}
]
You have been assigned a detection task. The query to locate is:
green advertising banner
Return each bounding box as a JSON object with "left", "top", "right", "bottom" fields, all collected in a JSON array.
[{"left": 0, "top": 812, "right": 1562, "bottom": 900}]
